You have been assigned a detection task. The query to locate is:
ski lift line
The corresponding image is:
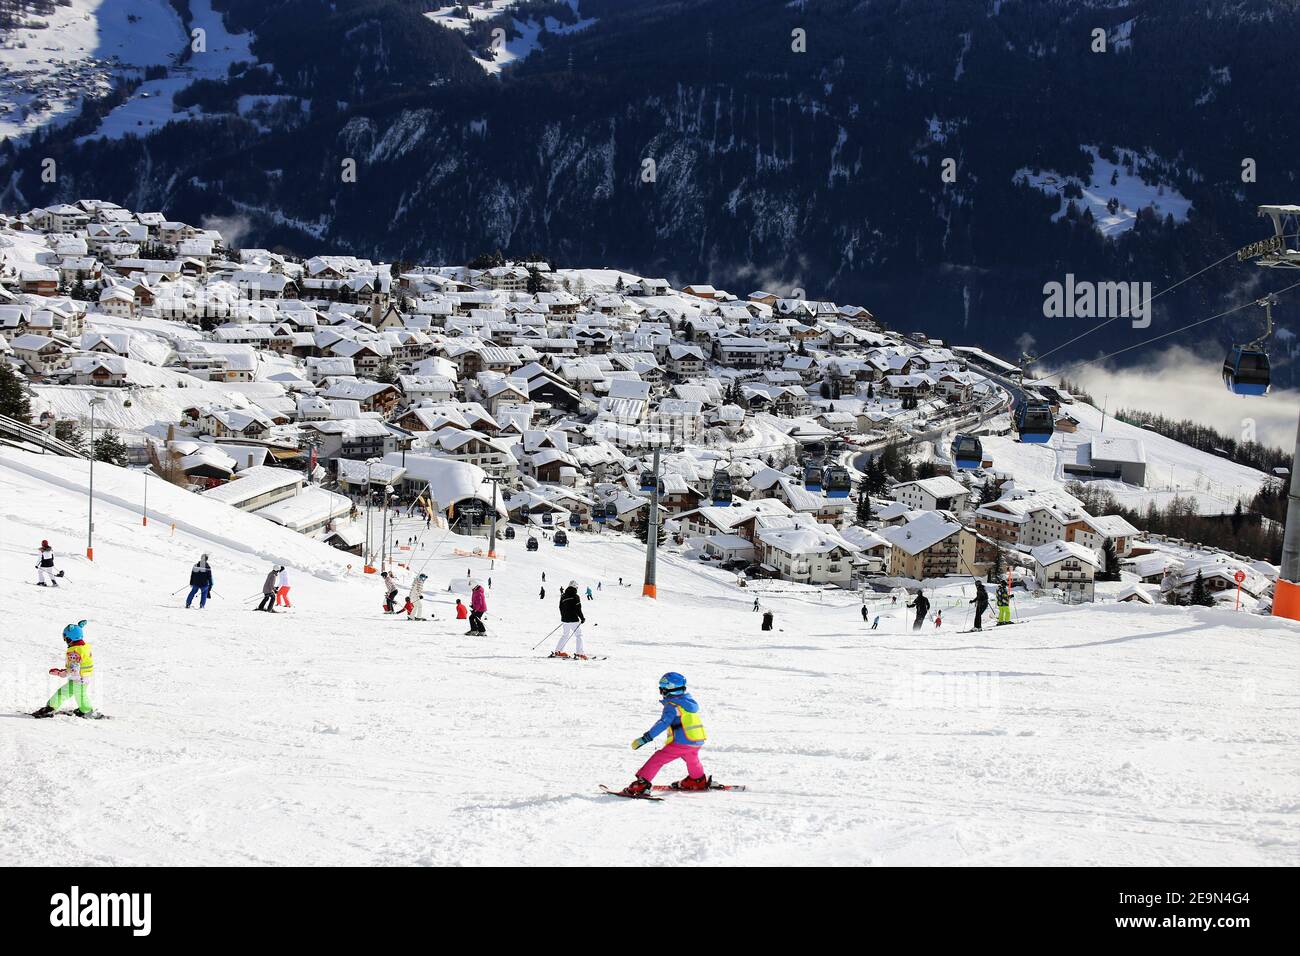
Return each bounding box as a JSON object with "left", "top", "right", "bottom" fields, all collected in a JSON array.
[
  {"left": 1041, "top": 278, "right": 1300, "bottom": 384},
  {"left": 1033, "top": 245, "right": 1249, "bottom": 366}
]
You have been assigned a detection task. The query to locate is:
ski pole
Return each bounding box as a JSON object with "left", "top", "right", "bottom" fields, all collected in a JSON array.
[
  {"left": 531, "top": 624, "right": 562, "bottom": 651},
  {"left": 170, "top": 585, "right": 188, "bottom": 596}
]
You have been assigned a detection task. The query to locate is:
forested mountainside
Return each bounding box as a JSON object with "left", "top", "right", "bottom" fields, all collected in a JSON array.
[{"left": 4, "top": 0, "right": 1299, "bottom": 376}]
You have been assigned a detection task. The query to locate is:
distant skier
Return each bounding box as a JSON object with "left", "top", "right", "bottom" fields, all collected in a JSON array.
[
  {"left": 539, "top": 585, "right": 546, "bottom": 600},
  {"left": 36, "top": 540, "right": 59, "bottom": 587},
  {"left": 469, "top": 583, "right": 487, "bottom": 635},
  {"left": 970, "top": 581, "right": 989, "bottom": 630},
  {"left": 860, "top": 605, "right": 868, "bottom": 623},
  {"left": 619, "top": 672, "right": 709, "bottom": 796},
  {"left": 585, "top": 586, "right": 594, "bottom": 601},
  {"left": 552, "top": 581, "right": 587, "bottom": 659},
  {"left": 382, "top": 571, "right": 400, "bottom": 613},
  {"left": 407, "top": 573, "right": 428, "bottom": 620},
  {"left": 597, "top": 582, "right": 602, "bottom": 591},
  {"left": 907, "top": 591, "right": 930, "bottom": 631},
  {"left": 934, "top": 611, "right": 942, "bottom": 629},
  {"left": 257, "top": 566, "right": 281, "bottom": 612},
  {"left": 996, "top": 582, "right": 1011, "bottom": 625},
  {"left": 455, "top": 598, "right": 468, "bottom": 621},
  {"left": 871, "top": 615, "right": 880, "bottom": 630},
  {"left": 186, "top": 554, "right": 214, "bottom": 609},
  {"left": 275, "top": 566, "right": 292, "bottom": 608},
  {"left": 753, "top": 596, "right": 760, "bottom": 612},
  {"left": 761, "top": 609, "right": 774, "bottom": 631},
  {"left": 31, "top": 621, "right": 98, "bottom": 719},
  {"left": 542, "top": 571, "right": 546, "bottom": 583}
]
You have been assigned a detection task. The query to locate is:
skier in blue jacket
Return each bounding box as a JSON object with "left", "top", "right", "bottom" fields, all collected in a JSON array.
[{"left": 620, "top": 672, "right": 709, "bottom": 795}]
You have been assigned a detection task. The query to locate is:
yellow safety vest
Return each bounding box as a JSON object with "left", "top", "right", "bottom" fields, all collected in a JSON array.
[
  {"left": 67, "top": 642, "right": 93, "bottom": 678},
  {"left": 667, "top": 704, "right": 707, "bottom": 744}
]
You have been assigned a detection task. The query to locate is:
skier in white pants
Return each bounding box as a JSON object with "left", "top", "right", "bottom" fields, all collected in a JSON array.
[
  {"left": 407, "top": 573, "right": 428, "bottom": 620},
  {"left": 552, "top": 581, "right": 587, "bottom": 659},
  {"left": 36, "top": 540, "right": 59, "bottom": 587}
]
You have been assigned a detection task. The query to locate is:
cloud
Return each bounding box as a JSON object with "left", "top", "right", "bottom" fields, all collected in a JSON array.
[
  {"left": 201, "top": 214, "right": 254, "bottom": 250},
  {"left": 1055, "top": 345, "right": 1300, "bottom": 451}
]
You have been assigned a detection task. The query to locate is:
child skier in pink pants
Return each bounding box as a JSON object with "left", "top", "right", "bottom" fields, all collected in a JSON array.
[{"left": 620, "top": 672, "right": 709, "bottom": 795}]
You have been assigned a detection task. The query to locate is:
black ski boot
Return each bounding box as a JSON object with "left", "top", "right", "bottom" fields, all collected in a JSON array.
[{"left": 30, "top": 706, "right": 55, "bottom": 718}]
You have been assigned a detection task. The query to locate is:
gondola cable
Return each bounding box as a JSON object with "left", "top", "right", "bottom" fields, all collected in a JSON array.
[{"left": 1039, "top": 278, "right": 1300, "bottom": 385}]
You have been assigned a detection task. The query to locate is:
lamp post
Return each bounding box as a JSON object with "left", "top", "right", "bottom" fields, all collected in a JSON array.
[
  {"left": 381, "top": 485, "right": 394, "bottom": 571},
  {"left": 142, "top": 465, "right": 154, "bottom": 527},
  {"left": 642, "top": 445, "right": 661, "bottom": 598},
  {"left": 364, "top": 457, "right": 380, "bottom": 573},
  {"left": 86, "top": 397, "right": 105, "bottom": 560}
]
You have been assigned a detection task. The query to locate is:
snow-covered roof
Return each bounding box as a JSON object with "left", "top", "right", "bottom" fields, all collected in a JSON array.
[
  {"left": 877, "top": 512, "right": 965, "bottom": 555},
  {"left": 380, "top": 453, "right": 505, "bottom": 516},
  {"left": 1090, "top": 435, "right": 1146, "bottom": 465},
  {"left": 202, "top": 466, "right": 303, "bottom": 507},
  {"left": 1031, "top": 540, "right": 1101, "bottom": 570}
]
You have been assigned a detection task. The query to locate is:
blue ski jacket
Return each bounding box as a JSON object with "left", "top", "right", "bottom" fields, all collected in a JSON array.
[{"left": 643, "top": 692, "right": 707, "bottom": 748}]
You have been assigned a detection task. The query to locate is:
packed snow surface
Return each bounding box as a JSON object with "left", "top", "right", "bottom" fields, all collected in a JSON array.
[{"left": 1, "top": 448, "right": 1297, "bottom": 865}]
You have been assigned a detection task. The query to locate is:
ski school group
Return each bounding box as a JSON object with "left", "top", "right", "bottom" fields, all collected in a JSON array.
[{"left": 19, "top": 540, "right": 737, "bottom": 797}]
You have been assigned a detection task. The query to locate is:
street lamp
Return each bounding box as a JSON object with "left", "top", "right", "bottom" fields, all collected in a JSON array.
[
  {"left": 86, "top": 397, "right": 106, "bottom": 560},
  {"left": 381, "top": 484, "right": 394, "bottom": 571},
  {"left": 142, "top": 464, "right": 155, "bottom": 527},
  {"left": 363, "top": 457, "right": 381, "bottom": 573}
]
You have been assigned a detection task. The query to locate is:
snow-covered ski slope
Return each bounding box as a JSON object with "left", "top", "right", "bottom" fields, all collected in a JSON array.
[
  {"left": 1, "top": 448, "right": 1298, "bottom": 865},
  {"left": 983, "top": 400, "right": 1271, "bottom": 514}
]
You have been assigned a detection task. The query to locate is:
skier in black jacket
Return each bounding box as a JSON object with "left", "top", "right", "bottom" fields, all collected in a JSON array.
[
  {"left": 970, "top": 581, "right": 990, "bottom": 631},
  {"left": 906, "top": 591, "right": 930, "bottom": 631},
  {"left": 186, "top": 555, "right": 214, "bottom": 609},
  {"left": 551, "top": 581, "right": 587, "bottom": 659}
]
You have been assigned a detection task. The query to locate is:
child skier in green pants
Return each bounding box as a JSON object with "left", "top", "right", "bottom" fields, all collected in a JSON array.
[{"left": 32, "top": 621, "right": 99, "bottom": 719}]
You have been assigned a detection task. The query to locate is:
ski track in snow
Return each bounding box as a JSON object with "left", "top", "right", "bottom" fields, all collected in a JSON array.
[{"left": 1, "top": 447, "right": 1298, "bottom": 865}]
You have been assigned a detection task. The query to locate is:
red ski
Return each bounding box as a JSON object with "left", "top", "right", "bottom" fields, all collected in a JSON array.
[
  {"left": 599, "top": 785, "right": 663, "bottom": 801},
  {"left": 653, "top": 781, "right": 746, "bottom": 792}
]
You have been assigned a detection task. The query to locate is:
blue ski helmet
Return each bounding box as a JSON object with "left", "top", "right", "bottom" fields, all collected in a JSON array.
[
  {"left": 62, "top": 621, "right": 85, "bottom": 642},
  {"left": 659, "top": 672, "right": 687, "bottom": 695}
]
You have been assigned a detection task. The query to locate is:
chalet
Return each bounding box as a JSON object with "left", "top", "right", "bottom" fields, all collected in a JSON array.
[
  {"left": 68, "top": 355, "right": 129, "bottom": 387},
  {"left": 320, "top": 380, "right": 401, "bottom": 415},
  {"left": 1031, "top": 540, "right": 1099, "bottom": 602},
  {"left": 755, "top": 527, "right": 860, "bottom": 587},
  {"left": 878, "top": 512, "right": 977, "bottom": 580},
  {"left": 10, "top": 334, "right": 70, "bottom": 375},
  {"left": 893, "top": 476, "right": 970, "bottom": 513}
]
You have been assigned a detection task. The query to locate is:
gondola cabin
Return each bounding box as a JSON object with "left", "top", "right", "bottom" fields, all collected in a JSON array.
[
  {"left": 822, "top": 464, "right": 852, "bottom": 498},
  {"left": 951, "top": 434, "right": 984, "bottom": 470},
  {"left": 803, "top": 463, "right": 824, "bottom": 491},
  {"left": 553, "top": 529, "right": 569, "bottom": 547},
  {"left": 639, "top": 467, "right": 656, "bottom": 492},
  {"left": 1015, "top": 402, "right": 1054, "bottom": 443},
  {"left": 711, "top": 470, "right": 733, "bottom": 506},
  {"left": 504, "top": 525, "right": 516, "bottom": 540},
  {"left": 1223, "top": 347, "right": 1270, "bottom": 396},
  {"left": 526, "top": 536, "right": 539, "bottom": 551}
]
